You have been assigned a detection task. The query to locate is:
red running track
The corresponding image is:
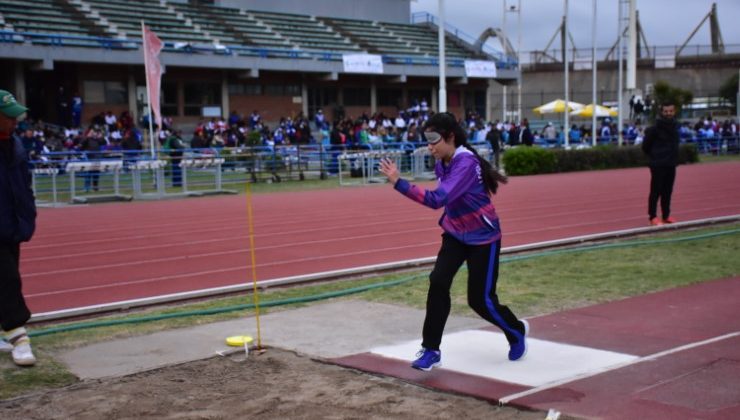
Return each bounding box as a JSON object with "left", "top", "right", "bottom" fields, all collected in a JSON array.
[{"left": 22, "top": 162, "right": 740, "bottom": 313}]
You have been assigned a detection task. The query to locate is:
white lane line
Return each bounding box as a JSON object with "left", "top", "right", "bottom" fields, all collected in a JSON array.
[
  {"left": 498, "top": 331, "right": 740, "bottom": 404},
  {"left": 24, "top": 227, "right": 435, "bottom": 277},
  {"left": 25, "top": 208, "right": 428, "bottom": 251},
  {"left": 25, "top": 215, "right": 740, "bottom": 294},
  {"left": 25, "top": 241, "right": 440, "bottom": 297}
]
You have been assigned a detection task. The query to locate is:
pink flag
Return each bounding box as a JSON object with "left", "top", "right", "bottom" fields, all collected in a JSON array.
[{"left": 142, "top": 24, "right": 163, "bottom": 130}]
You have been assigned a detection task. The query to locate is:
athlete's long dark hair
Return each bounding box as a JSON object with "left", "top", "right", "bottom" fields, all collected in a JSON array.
[{"left": 423, "top": 112, "right": 507, "bottom": 195}]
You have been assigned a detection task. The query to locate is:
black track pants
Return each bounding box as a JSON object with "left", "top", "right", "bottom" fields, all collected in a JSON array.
[
  {"left": 0, "top": 242, "right": 31, "bottom": 332},
  {"left": 648, "top": 165, "right": 676, "bottom": 220},
  {"left": 421, "top": 234, "right": 524, "bottom": 350}
]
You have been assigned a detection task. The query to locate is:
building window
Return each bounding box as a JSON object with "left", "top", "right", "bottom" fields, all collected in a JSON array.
[
  {"left": 377, "top": 88, "right": 402, "bottom": 107},
  {"left": 408, "top": 89, "right": 431, "bottom": 106},
  {"left": 343, "top": 87, "right": 370, "bottom": 106},
  {"left": 184, "top": 82, "right": 221, "bottom": 116},
  {"left": 228, "top": 83, "right": 262, "bottom": 95},
  {"left": 264, "top": 84, "right": 301, "bottom": 96},
  {"left": 83, "top": 81, "right": 127, "bottom": 104},
  {"left": 161, "top": 82, "right": 178, "bottom": 117}
]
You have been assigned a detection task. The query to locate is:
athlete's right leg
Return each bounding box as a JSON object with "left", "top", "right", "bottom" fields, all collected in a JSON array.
[{"left": 421, "top": 233, "right": 466, "bottom": 351}]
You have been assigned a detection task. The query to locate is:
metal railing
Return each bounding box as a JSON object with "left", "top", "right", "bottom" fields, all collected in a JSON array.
[
  {"left": 0, "top": 29, "right": 511, "bottom": 68},
  {"left": 410, "top": 11, "right": 515, "bottom": 68},
  {"left": 526, "top": 43, "right": 740, "bottom": 65},
  {"left": 28, "top": 137, "right": 736, "bottom": 206}
]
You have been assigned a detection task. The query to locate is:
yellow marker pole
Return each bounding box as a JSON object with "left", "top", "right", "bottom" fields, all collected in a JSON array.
[{"left": 246, "top": 181, "right": 262, "bottom": 349}]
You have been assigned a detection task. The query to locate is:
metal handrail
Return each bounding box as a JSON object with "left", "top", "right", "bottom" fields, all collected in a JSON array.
[{"left": 0, "top": 29, "right": 513, "bottom": 67}]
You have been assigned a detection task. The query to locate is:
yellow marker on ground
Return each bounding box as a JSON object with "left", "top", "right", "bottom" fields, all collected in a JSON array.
[{"left": 225, "top": 335, "right": 254, "bottom": 347}]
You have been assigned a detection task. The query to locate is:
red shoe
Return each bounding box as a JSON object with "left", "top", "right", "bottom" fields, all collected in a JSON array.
[
  {"left": 663, "top": 216, "right": 677, "bottom": 224},
  {"left": 650, "top": 217, "right": 664, "bottom": 226}
]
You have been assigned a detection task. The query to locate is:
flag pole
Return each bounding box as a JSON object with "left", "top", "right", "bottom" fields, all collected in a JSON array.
[{"left": 142, "top": 21, "right": 156, "bottom": 159}]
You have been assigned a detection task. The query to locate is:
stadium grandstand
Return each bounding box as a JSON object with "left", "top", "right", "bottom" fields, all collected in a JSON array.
[{"left": 0, "top": 0, "right": 518, "bottom": 128}]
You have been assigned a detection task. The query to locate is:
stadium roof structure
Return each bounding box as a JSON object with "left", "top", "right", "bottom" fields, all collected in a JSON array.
[{"left": 0, "top": 0, "right": 519, "bottom": 81}]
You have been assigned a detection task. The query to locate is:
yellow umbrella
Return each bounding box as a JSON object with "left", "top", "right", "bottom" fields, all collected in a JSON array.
[
  {"left": 533, "top": 99, "right": 585, "bottom": 114},
  {"left": 570, "top": 104, "right": 618, "bottom": 118}
]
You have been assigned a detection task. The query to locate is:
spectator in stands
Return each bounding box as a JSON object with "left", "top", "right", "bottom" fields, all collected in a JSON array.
[
  {"left": 405, "top": 123, "right": 420, "bottom": 143},
  {"left": 519, "top": 119, "right": 534, "bottom": 146},
  {"left": 91, "top": 112, "right": 105, "bottom": 128},
  {"left": 44, "top": 131, "right": 64, "bottom": 154},
  {"left": 0, "top": 89, "right": 37, "bottom": 367},
  {"left": 121, "top": 130, "right": 141, "bottom": 166},
  {"left": 600, "top": 119, "right": 612, "bottom": 143},
  {"left": 20, "top": 129, "right": 41, "bottom": 164},
  {"left": 642, "top": 101, "right": 680, "bottom": 226},
  {"left": 355, "top": 120, "right": 370, "bottom": 149},
  {"left": 377, "top": 111, "right": 527, "bottom": 372},
  {"left": 314, "top": 109, "right": 326, "bottom": 130},
  {"left": 71, "top": 93, "right": 83, "bottom": 128},
  {"left": 394, "top": 113, "right": 406, "bottom": 130},
  {"left": 381, "top": 114, "right": 393, "bottom": 130},
  {"left": 228, "top": 111, "right": 240, "bottom": 127},
  {"left": 165, "top": 130, "right": 185, "bottom": 187},
  {"left": 486, "top": 122, "right": 502, "bottom": 167},
  {"left": 569, "top": 124, "right": 581, "bottom": 144},
  {"left": 420, "top": 98, "right": 429, "bottom": 115},
  {"left": 625, "top": 123, "right": 638, "bottom": 144},
  {"left": 162, "top": 117, "right": 174, "bottom": 132},
  {"left": 632, "top": 95, "right": 645, "bottom": 120},
  {"left": 190, "top": 129, "right": 208, "bottom": 149},
  {"left": 56, "top": 87, "right": 70, "bottom": 126},
  {"left": 104, "top": 111, "right": 117, "bottom": 132},
  {"left": 273, "top": 127, "right": 286, "bottom": 145},
  {"left": 80, "top": 129, "right": 104, "bottom": 192},
  {"left": 249, "top": 110, "right": 261, "bottom": 129},
  {"left": 119, "top": 111, "right": 134, "bottom": 130},
  {"left": 474, "top": 123, "right": 488, "bottom": 143},
  {"left": 295, "top": 114, "right": 312, "bottom": 144},
  {"left": 543, "top": 122, "right": 556, "bottom": 144}
]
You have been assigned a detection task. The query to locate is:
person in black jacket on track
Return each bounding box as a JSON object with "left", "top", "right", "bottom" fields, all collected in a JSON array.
[
  {"left": 0, "top": 89, "right": 37, "bottom": 366},
  {"left": 642, "top": 102, "right": 680, "bottom": 226}
]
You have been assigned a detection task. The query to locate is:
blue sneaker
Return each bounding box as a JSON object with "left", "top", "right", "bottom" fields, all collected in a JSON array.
[
  {"left": 411, "top": 348, "right": 441, "bottom": 371},
  {"left": 508, "top": 319, "right": 529, "bottom": 361}
]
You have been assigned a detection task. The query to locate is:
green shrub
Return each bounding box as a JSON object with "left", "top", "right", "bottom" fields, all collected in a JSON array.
[
  {"left": 678, "top": 143, "right": 699, "bottom": 164},
  {"left": 246, "top": 131, "right": 262, "bottom": 146},
  {"left": 502, "top": 144, "right": 698, "bottom": 175},
  {"left": 501, "top": 146, "right": 557, "bottom": 175}
]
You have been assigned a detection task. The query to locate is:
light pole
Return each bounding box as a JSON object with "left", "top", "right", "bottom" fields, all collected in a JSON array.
[
  {"left": 591, "top": 0, "right": 597, "bottom": 146},
  {"left": 563, "top": 0, "right": 569, "bottom": 147},
  {"left": 503, "top": 1, "right": 522, "bottom": 123},
  {"left": 502, "top": 0, "right": 507, "bottom": 122},
  {"left": 437, "top": 0, "right": 447, "bottom": 113},
  {"left": 617, "top": 0, "right": 624, "bottom": 146},
  {"left": 516, "top": 0, "right": 522, "bottom": 124}
]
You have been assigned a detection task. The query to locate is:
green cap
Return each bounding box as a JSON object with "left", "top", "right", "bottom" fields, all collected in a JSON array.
[{"left": 0, "top": 90, "right": 28, "bottom": 118}]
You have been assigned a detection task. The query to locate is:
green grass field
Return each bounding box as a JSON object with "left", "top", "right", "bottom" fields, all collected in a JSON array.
[{"left": 1, "top": 223, "right": 738, "bottom": 399}]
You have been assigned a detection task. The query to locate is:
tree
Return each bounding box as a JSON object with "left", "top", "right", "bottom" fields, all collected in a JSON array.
[
  {"left": 718, "top": 73, "right": 739, "bottom": 108},
  {"left": 649, "top": 80, "right": 693, "bottom": 121}
]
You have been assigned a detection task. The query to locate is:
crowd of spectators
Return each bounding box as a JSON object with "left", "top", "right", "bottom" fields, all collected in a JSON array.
[{"left": 12, "top": 104, "right": 740, "bottom": 169}]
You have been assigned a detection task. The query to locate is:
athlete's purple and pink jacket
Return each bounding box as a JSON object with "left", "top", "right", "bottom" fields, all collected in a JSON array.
[{"left": 393, "top": 147, "right": 501, "bottom": 245}]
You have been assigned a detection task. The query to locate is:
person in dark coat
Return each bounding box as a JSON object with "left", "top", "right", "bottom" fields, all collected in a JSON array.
[
  {"left": 642, "top": 102, "right": 680, "bottom": 226},
  {"left": 0, "top": 89, "right": 37, "bottom": 366},
  {"left": 485, "top": 122, "right": 502, "bottom": 168}
]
